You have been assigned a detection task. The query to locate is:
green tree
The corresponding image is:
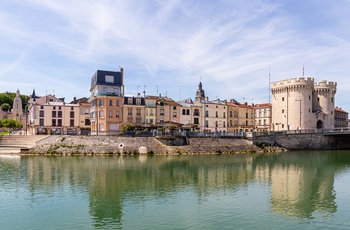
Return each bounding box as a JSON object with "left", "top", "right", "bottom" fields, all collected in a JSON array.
[
  {"left": 0, "top": 93, "right": 12, "bottom": 107},
  {"left": 0, "top": 118, "right": 23, "bottom": 133},
  {"left": 1, "top": 103, "right": 11, "bottom": 112},
  {"left": 168, "top": 125, "right": 177, "bottom": 131},
  {"left": 122, "top": 123, "right": 134, "bottom": 131}
]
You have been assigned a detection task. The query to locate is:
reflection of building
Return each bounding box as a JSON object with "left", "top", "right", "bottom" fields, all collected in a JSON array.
[
  {"left": 271, "top": 77, "right": 337, "bottom": 131},
  {"left": 270, "top": 161, "right": 336, "bottom": 218},
  {"left": 88, "top": 68, "right": 124, "bottom": 135},
  {"left": 28, "top": 91, "right": 80, "bottom": 135}
]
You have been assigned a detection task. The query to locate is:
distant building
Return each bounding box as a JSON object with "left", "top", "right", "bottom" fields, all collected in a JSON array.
[
  {"left": 334, "top": 107, "right": 348, "bottom": 128},
  {"left": 227, "top": 100, "right": 255, "bottom": 132},
  {"left": 254, "top": 103, "right": 272, "bottom": 132},
  {"left": 27, "top": 91, "right": 80, "bottom": 135},
  {"left": 271, "top": 77, "right": 336, "bottom": 131},
  {"left": 71, "top": 97, "right": 91, "bottom": 135},
  {"left": 88, "top": 68, "right": 124, "bottom": 135},
  {"left": 122, "top": 96, "right": 146, "bottom": 129}
]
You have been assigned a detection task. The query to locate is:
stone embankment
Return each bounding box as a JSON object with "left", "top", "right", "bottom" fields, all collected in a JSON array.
[{"left": 26, "top": 135, "right": 282, "bottom": 155}]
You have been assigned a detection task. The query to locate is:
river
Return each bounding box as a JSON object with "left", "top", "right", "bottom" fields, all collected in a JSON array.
[{"left": 1, "top": 151, "right": 350, "bottom": 229}]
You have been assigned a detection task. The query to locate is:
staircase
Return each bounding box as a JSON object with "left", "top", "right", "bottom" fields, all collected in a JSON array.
[{"left": 0, "top": 135, "right": 49, "bottom": 152}]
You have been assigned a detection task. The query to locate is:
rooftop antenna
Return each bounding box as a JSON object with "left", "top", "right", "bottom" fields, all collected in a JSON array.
[
  {"left": 302, "top": 65, "right": 305, "bottom": 76},
  {"left": 165, "top": 91, "right": 168, "bottom": 97},
  {"left": 137, "top": 86, "right": 140, "bottom": 96},
  {"left": 143, "top": 85, "right": 146, "bottom": 98}
]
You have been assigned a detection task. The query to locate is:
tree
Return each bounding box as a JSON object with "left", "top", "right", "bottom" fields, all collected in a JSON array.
[
  {"left": 168, "top": 125, "right": 177, "bottom": 131},
  {"left": 122, "top": 123, "right": 134, "bottom": 131},
  {"left": 1, "top": 103, "right": 11, "bottom": 112},
  {"left": 0, "top": 118, "right": 23, "bottom": 133},
  {"left": 0, "top": 93, "right": 12, "bottom": 108}
]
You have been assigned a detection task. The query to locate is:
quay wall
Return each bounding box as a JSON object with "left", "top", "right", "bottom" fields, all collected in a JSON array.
[
  {"left": 253, "top": 133, "right": 337, "bottom": 150},
  {"left": 28, "top": 135, "right": 269, "bottom": 155}
]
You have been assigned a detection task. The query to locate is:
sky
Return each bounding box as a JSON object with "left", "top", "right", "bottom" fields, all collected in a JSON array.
[{"left": 1, "top": 0, "right": 350, "bottom": 111}]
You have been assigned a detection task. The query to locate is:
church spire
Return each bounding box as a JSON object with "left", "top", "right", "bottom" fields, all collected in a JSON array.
[{"left": 195, "top": 81, "right": 205, "bottom": 101}]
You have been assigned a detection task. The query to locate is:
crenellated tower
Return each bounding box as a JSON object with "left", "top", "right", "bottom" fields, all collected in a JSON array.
[{"left": 271, "top": 77, "right": 337, "bottom": 131}]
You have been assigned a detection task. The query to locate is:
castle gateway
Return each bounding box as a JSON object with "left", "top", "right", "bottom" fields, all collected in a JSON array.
[{"left": 271, "top": 77, "right": 336, "bottom": 131}]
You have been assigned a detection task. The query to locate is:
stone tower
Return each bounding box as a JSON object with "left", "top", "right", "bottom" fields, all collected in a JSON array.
[
  {"left": 12, "top": 89, "right": 23, "bottom": 120},
  {"left": 271, "top": 77, "right": 336, "bottom": 131},
  {"left": 195, "top": 82, "right": 205, "bottom": 101}
]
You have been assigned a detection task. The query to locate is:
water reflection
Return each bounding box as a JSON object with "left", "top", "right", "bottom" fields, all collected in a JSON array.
[{"left": 1, "top": 151, "right": 350, "bottom": 229}]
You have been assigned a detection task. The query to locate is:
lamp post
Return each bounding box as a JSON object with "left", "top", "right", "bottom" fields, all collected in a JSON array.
[{"left": 295, "top": 99, "right": 302, "bottom": 130}]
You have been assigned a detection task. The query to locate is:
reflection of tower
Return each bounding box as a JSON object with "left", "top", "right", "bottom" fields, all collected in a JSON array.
[
  {"left": 195, "top": 82, "right": 205, "bottom": 102},
  {"left": 270, "top": 153, "right": 337, "bottom": 218}
]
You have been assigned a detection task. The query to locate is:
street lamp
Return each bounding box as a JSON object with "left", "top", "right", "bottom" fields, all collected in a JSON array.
[{"left": 295, "top": 99, "right": 302, "bottom": 130}]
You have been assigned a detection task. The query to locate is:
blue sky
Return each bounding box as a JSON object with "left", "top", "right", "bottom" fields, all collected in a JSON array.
[{"left": 1, "top": 0, "right": 350, "bottom": 111}]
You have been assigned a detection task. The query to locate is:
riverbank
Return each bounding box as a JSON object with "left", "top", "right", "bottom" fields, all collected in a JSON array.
[{"left": 22, "top": 135, "right": 285, "bottom": 155}]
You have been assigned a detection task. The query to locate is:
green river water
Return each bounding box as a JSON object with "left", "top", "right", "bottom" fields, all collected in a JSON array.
[{"left": 1, "top": 151, "right": 350, "bottom": 229}]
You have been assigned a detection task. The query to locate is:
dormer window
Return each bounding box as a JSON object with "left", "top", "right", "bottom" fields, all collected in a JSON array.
[{"left": 105, "top": 75, "right": 114, "bottom": 83}]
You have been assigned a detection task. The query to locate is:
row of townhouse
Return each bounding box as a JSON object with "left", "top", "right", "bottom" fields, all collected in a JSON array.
[
  {"left": 25, "top": 68, "right": 348, "bottom": 135},
  {"left": 25, "top": 67, "right": 273, "bottom": 135}
]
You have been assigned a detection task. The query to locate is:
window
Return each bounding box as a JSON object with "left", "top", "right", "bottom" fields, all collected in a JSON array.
[
  {"left": 246, "top": 112, "right": 248, "bottom": 118},
  {"left": 160, "top": 119, "right": 164, "bottom": 123},
  {"left": 182, "top": 109, "right": 186, "bottom": 115},
  {"left": 39, "top": 119, "right": 44, "bottom": 126},
  {"left": 85, "top": 109, "right": 89, "bottom": 115},
  {"left": 223, "top": 112, "right": 226, "bottom": 118},
  {"left": 259, "top": 120, "right": 261, "bottom": 125},
  {"left": 282, "top": 97, "right": 284, "bottom": 101},
  {"left": 331, "top": 97, "right": 334, "bottom": 103},
  {"left": 160, "top": 109, "right": 164, "bottom": 116},
  {"left": 223, "top": 121, "right": 226, "bottom": 128},
  {"left": 99, "top": 111, "right": 104, "bottom": 118},
  {"left": 58, "top": 119, "right": 62, "bottom": 126},
  {"left": 53, "top": 106, "right": 56, "bottom": 110},
  {"left": 282, "top": 124, "right": 284, "bottom": 128},
  {"left": 282, "top": 109, "right": 284, "bottom": 113},
  {"left": 99, "top": 123, "right": 105, "bottom": 131},
  {"left": 230, "top": 111, "right": 233, "bottom": 118},
  {"left": 216, "top": 111, "right": 218, "bottom": 118},
  {"left": 52, "top": 111, "right": 56, "bottom": 118},
  {"left": 70, "top": 119, "right": 74, "bottom": 127},
  {"left": 194, "top": 109, "right": 199, "bottom": 116},
  {"left": 40, "top": 106, "right": 44, "bottom": 109},
  {"left": 71, "top": 106, "right": 74, "bottom": 110},
  {"left": 173, "top": 112, "right": 177, "bottom": 117},
  {"left": 52, "top": 119, "right": 56, "bottom": 126},
  {"left": 109, "top": 111, "right": 113, "bottom": 118},
  {"left": 85, "top": 119, "right": 90, "bottom": 125},
  {"left": 309, "top": 95, "right": 311, "bottom": 100},
  {"left": 160, "top": 101, "right": 164, "bottom": 106},
  {"left": 205, "top": 110, "right": 208, "bottom": 117},
  {"left": 194, "top": 118, "right": 199, "bottom": 124},
  {"left": 39, "top": 111, "right": 44, "bottom": 117},
  {"left": 186, "top": 109, "right": 190, "bottom": 115},
  {"left": 58, "top": 111, "right": 62, "bottom": 118},
  {"left": 205, "top": 120, "right": 208, "bottom": 128},
  {"left": 215, "top": 121, "right": 218, "bottom": 128},
  {"left": 58, "top": 106, "right": 61, "bottom": 110},
  {"left": 136, "top": 99, "right": 141, "bottom": 105},
  {"left": 70, "top": 111, "right": 74, "bottom": 118},
  {"left": 116, "top": 100, "right": 119, "bottom": 106},
  {"left": 109, "top": 100, "right": 113, "bottom": 106},
  {"left": 99, "top": 99, "right": 104, "bottom": 106},
  {"left": 137, "top": 109, "right": 141, "bottom": 116},
  {"left": 263, "top": 119, "right": 266, "bottom": 125},
  {"left": 116, "top": 111, "right": 120, "bottom": 118},
  {"left": 105, "top": 75, "right": 114, "bottom": 83},
  {"left": 128, "top": 98, "right": 133, "bottom": 105},
  {"left": 173, "top": 106, "right": 176, "bottom": 110},
  {"left": 246, "top": 121, "right": 248, "bottom": 126},
  {"left": 128, "top": 108, "right": 133, "bottom": 116}
]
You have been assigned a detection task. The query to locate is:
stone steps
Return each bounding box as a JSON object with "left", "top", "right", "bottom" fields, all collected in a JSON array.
[{"left": 0, "top": 135, "right": 49, "bottom": 148}]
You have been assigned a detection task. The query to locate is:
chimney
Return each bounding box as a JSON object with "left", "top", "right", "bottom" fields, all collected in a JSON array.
[{"left": 205, "top": 96, "right": 209, "bottom": 102}]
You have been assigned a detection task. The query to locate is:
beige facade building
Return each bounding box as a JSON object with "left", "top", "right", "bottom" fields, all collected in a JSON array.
[
  {"left": 88, "top": 68, "right": 124, "bottom": 135},
  {"left": 254, "top": 103, "right": 272, "bottom": 132},
  {"left": 122, "top": 96, "right": 146, "bottom": 129},
  {"left": 28, "top": 92, "right": 80, "bottom": 135},
  {"left": 271, "top": 77, "right": 336, "bottom": 131},
  {"left": 334, "top": 107, "right": 348, "bottom": 128},
  {"left": 227, "top": 100, "right": 255, "bottom": 132},
  {"left": 156, "top": 97, "right": 182, "bottom": 127},
  {"left": 145, "top": 96, "right": 158, "bottom": 128}
]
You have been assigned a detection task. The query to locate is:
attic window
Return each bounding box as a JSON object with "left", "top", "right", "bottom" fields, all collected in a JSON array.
[{"left": 105, "top": 75, "right": 114, "bottom": 83}]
